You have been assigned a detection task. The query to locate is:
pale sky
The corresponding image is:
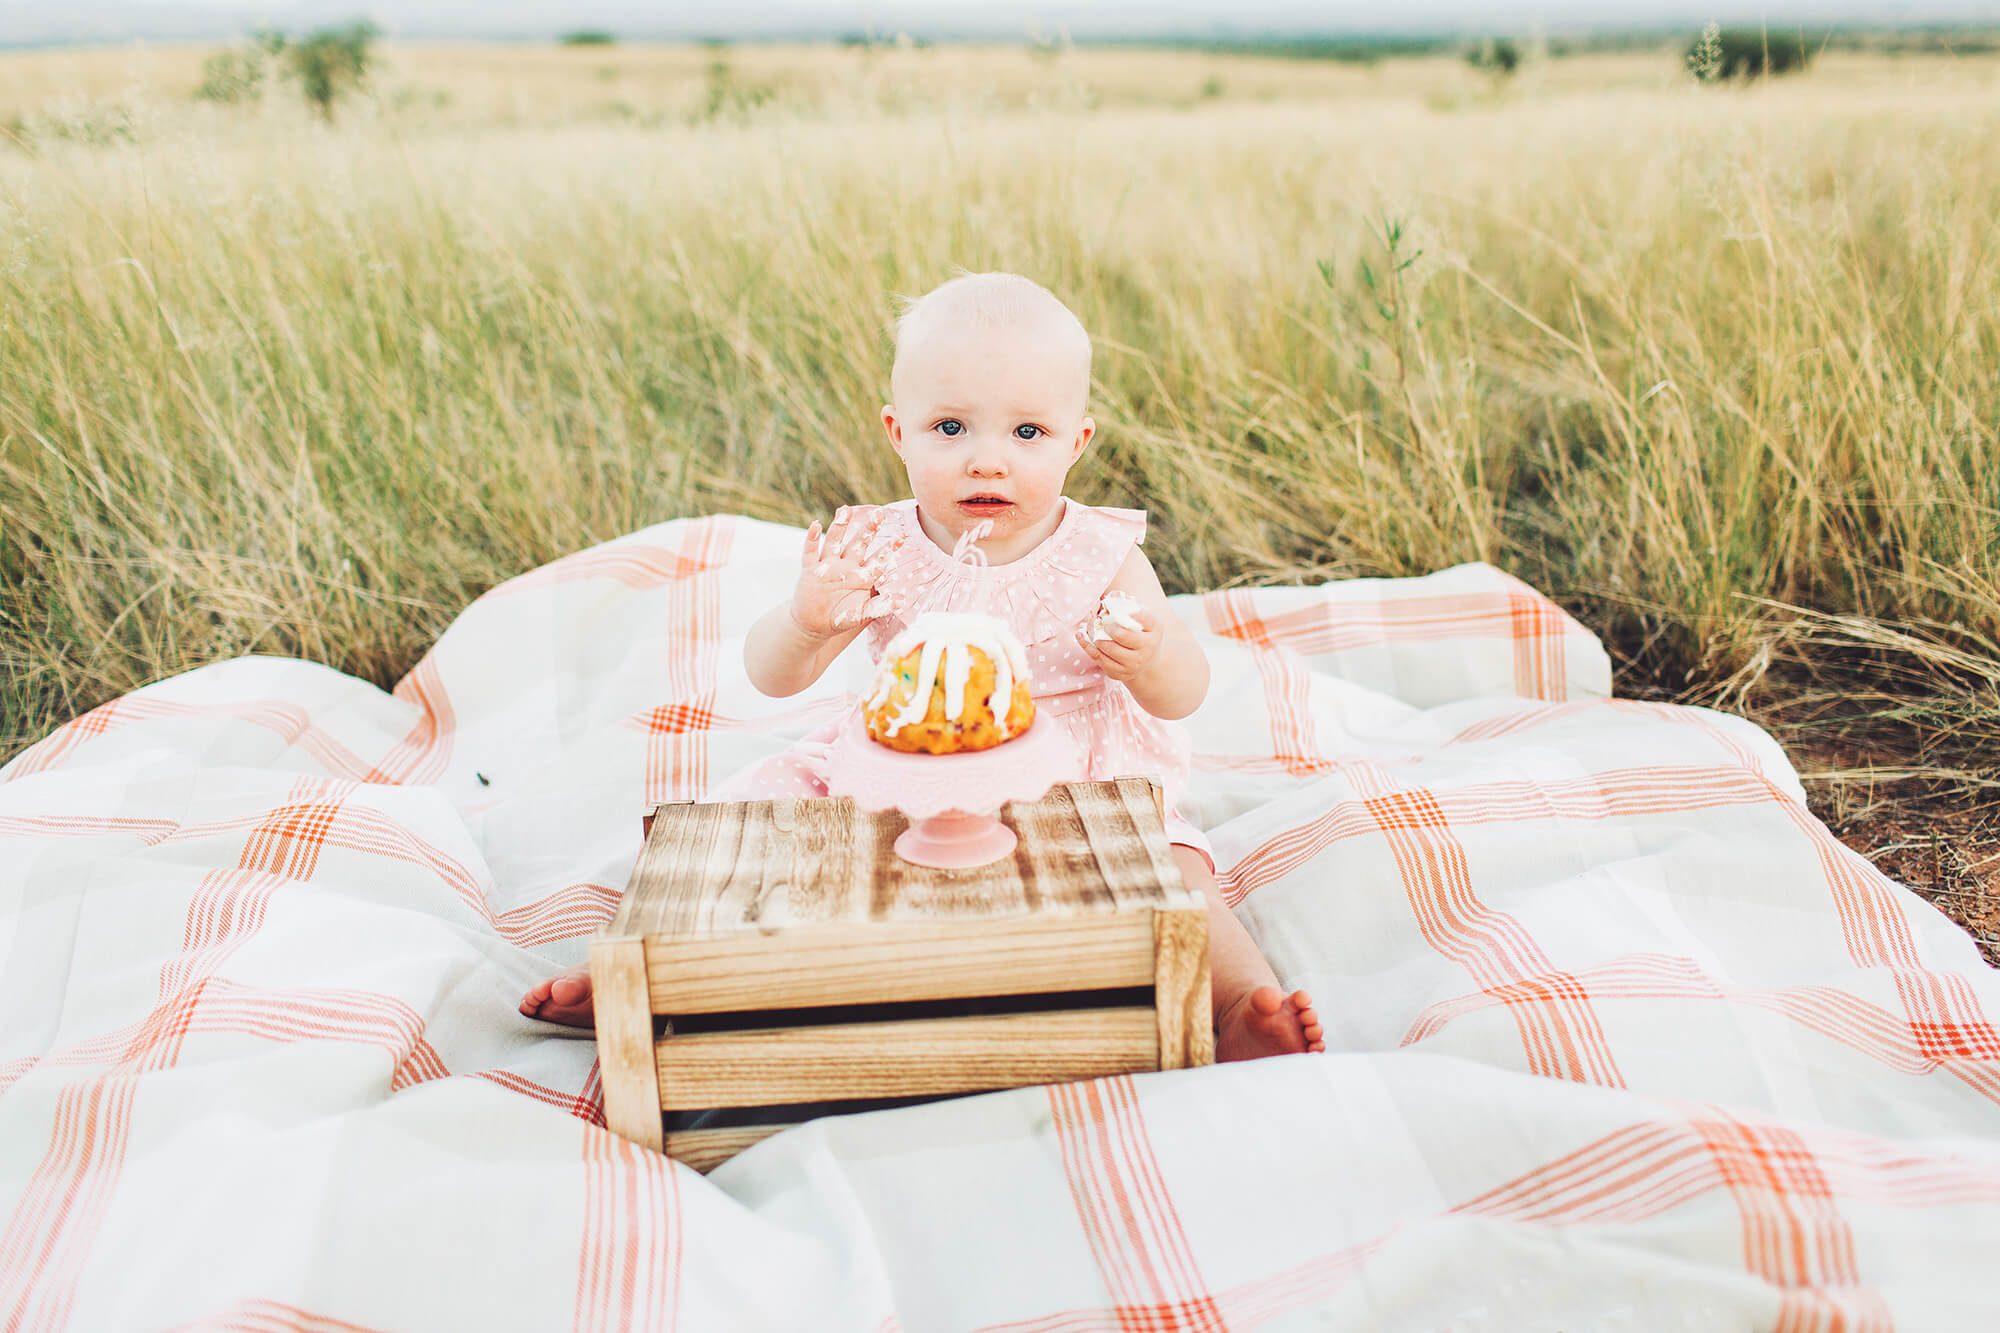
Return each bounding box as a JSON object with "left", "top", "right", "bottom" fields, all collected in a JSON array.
[{"left": 5, "top": 0, "right": 1997, "bottom": 47}]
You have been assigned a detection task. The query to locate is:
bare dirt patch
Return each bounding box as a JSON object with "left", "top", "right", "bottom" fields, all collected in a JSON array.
[{"left": 1799, "top": 748, "right": 2000, "bottom": 968}]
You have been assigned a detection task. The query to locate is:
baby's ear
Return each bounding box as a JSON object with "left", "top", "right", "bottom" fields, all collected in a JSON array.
[
  {"left": 1070, "top": 416, "right": 1095, "bottom": 462},
  {"left": 881, "top": 405, "right": 903, "bottom": 454}
]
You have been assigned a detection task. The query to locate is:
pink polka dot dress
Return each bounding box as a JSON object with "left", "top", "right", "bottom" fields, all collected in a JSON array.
[{"left": 710, "top": 496, "right": 1214, "bottom": 874}]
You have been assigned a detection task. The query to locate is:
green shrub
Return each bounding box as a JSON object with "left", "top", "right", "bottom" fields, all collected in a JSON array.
[
  {"left": 29, "top": 100, "right": 137, "bottom": 146},
  {"left": 1687, "top": 24, "right": 1819, "bottom": 82},
  {"left": 561, "top": 31, "right": 616, "bottom": 47},
  {"left": 194, "top": 48, "right": 267, "bottom": 104},
  {"left": 1466, "top": 38, "right": 1523, "bottom": 76},
  {"left": 696, "top": 59, "right": 774, "bottom": 124}
]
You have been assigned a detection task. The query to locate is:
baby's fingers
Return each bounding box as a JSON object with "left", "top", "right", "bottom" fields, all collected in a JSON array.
[
  {"left": 836, "top": 507, "right": 887, "bottom": 560},
  {"left": 822, "top": 505, "right": 860, "bottom": 557},
  {"left": 799, "top": 520, "right": 824, "bottom": 567},
  {"left": 833, "top": 593, "right": 893, "bottom": 630},
  {"left": 1103, "top": 619, "right": 1152, "bottom": 651},
  {"left": 858, "top": 533, "right": 907, "bottom": 581}
]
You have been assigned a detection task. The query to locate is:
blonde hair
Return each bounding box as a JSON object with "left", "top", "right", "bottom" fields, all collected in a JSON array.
[{"left": 889, "top": 271, "right": 1092, "bottom": 402}]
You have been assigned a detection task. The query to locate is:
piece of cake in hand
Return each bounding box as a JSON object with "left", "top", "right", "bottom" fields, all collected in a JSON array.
[
  {"left": 1088, "top": 590, "right": 1146, "bottom": 643},
  {"left": 864, "top": 611, "right": 1035, "bottom": 754}
]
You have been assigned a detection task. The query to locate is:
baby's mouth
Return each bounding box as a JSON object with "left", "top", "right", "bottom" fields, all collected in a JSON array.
[{"left": 956, "top": 496, "right": 1014, "bottom": 513}]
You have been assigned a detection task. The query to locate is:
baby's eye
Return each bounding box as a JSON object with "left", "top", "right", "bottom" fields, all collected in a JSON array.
[
  {"left": 1013, "top": 424, "right": 1043, "bottom": 441},
  {"left": 935, "top": 419, "right": 964, "bottom": 438}
]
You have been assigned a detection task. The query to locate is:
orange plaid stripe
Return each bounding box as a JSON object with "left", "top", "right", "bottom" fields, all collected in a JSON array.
[
  {"left": 1202, "top": 583, "right": 1585, "bottom": 690},
  {"left": 491, "top": 882, "right": 621, "bottom": 949},
  {"left": 644, "top": 518, "right": 734, "bottom": 804},
  {"left": 1362, "top": 788, "right": 1452, "bottom": 833},
  {"left": 1907, "top": 1018, "right": 2000, "bottom": 1060},
  {"left": 1050, "top": 1077, "right": 1225, "bottom": 1333},
  {"left": 0, "top": 864, "right": 279, "bottom": 1327},
  {"left": 1764, "top": 776, "right": 2000, "bottom": 1071},
  {"left": 470, "top": 1070, "right": 606, "bottom": 1128},
  {"left": 574, "top": 1129, "right": 683, "bottom": 1333},
  {"left": 1689, "top": 1110, "right": 1871, "bottom": 1320},
  {"left": 364, "top": 657, "right": 455, "bottom": 785},
  {"left": 162, "top": 1299, "right": 386, "bottom": 1332},
  {"left": 1401, "top": 953, "right": 2000, "bottom": 1106},
  {"left": 637, "top": 701, "right": 719, "bottom": 735},
  {"left": 1201, "top": 588, "right": 1271, "bottom": 648},
  {"left": 1507, "top": 590, "right": 1568, "bottom": 702},
  {"left": 1222, "top": 762, "right": 1781, "bottom": 909},
  {"left": 1364, "top": 776, "right": 1625, "bottom": 1087},
  {"left": 239, "top": 797, "right": 344, "bottom": 881},
  {"left": 0, "top": 814, "right": 178, "bottom": 843},
  {"left": 3, "top": 696, "right": 195, "bottom": 781},
  {"left": 0, "top": 1076, "right": 143, "bottom": 1327},
  {"left": 7, "top": 695, "right": 383, "bottom": 784},
  {"left": 1450, "top": 1115, "right": 1889, "bottom": 1330},
  {"left": 1202, "top": 590, "right": 1331, "bottom": 775},
  {"left": 503, "top": 541, "right": 722, "bottom": 593}
]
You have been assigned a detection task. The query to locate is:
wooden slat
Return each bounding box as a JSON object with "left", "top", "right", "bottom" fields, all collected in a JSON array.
[
  {"left": 656, "top": 1007, "right": 1157, "bottom": 1109},
  {"left": 1075, "top": 777, "right": 1197, "bottom": 913},
  {"left": 1004, "top": 786, "right": 1114, "bottom": 914},
  {"left": 615, "top": 781, "right": 1197, "bottom": 944},
  {"left": 1112, "top": 773, "right": 1167, "bottom": 827},
  {"left": 638, "top": 797, "right": 691, "bottom": 847},
  {"left": 664, "top": 1124, "right": 788, "bottom": 1173},
  {"left": 1153, "top": 908, "right": 1214, "bottom": 1069},
  {"left": 588, "top": 934, "right": 664, "bottom": 1152},
  {"left": 645, "top": 911, "right": 1154, "bottom": 1012}
]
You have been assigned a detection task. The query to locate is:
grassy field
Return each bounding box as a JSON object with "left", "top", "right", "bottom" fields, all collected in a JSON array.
[{"left": 3, "top": 39, "right": 1998, "bottom": 942}]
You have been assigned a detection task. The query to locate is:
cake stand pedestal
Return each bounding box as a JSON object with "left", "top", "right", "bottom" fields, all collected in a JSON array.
[{"left": 823, "top": 711, "right": 1085, "bottom": 868}]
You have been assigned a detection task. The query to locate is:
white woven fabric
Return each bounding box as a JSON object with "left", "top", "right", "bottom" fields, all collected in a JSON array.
[{"left": 4, "top": 514, "right": 1997, "bottom": 1331}]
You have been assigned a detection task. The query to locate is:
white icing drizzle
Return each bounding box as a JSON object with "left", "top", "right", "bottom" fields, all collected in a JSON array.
[{"left": 865, "top": 611, "right": 1030, "bottom": 738}]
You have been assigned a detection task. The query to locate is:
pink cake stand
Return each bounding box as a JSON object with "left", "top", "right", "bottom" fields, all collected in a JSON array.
[{"left": 823, "top": 709, "right": 1086, "bottom": 869}]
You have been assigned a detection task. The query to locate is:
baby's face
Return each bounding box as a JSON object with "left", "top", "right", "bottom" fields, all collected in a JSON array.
[{"left": 882, "top": 316, "right": 1094, "bottom": 543}]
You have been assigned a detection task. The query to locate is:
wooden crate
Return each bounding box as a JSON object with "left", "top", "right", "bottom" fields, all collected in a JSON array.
[{"left": 590, "top": 776, "right": 1213, "bottom": 1172}]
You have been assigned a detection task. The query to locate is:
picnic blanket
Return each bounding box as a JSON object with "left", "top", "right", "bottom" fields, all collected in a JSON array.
[{"left": 5, "top": 513, "right": 1999, "bottom": 1331}]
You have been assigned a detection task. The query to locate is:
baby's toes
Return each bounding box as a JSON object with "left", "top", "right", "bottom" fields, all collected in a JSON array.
[{"left": 1288, "top": 991, "right": 1326, "bottom": 1050}]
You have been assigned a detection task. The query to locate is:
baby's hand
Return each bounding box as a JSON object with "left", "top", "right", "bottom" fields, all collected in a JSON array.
[
  {"left": 791, "top": 505, "right": 903, "bottom": 640},
  {"left": 1075, "top": 593, "right": 1163, "bottom": 683}
]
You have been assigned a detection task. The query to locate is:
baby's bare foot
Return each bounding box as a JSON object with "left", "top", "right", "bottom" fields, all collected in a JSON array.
[
  {"left": 1215, "top": 986, "right": 1325, "bottom": 1062},
  {"left": 519, "top": 966, "right": 596, "bottom": 1028}
]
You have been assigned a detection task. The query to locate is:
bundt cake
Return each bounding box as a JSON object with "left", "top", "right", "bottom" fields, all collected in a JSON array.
[{"left": 863, "top": 611, "right": 1035, "bottom": 754}]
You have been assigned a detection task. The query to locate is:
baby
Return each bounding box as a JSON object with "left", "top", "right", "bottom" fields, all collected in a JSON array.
[{"left": 523, "top": 271, "right": 1322, "bottom": 1062}]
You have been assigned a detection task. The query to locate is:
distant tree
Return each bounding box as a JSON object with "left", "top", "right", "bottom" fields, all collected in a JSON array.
[
  {"left": 288, "top": 21, "right": 379, "bottom": 121},
  {"left": 1466, "top": 38, "right": 1522, "bottom": 76},
  {"left": 561, "top": 31, "right": 616, "bottom": 46},
  {"left": 1687, "top": 25, "right": 1818, "bottom": 81}
]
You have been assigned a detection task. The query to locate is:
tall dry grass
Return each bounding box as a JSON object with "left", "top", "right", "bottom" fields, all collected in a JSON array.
[{"left": 3, "top": 44, "right": 1998, "bottom": 772}]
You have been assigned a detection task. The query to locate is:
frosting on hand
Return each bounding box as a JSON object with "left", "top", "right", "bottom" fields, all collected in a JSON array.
[{"left": 1088, "top": 591, "right": 1145, "bottom": 643}]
